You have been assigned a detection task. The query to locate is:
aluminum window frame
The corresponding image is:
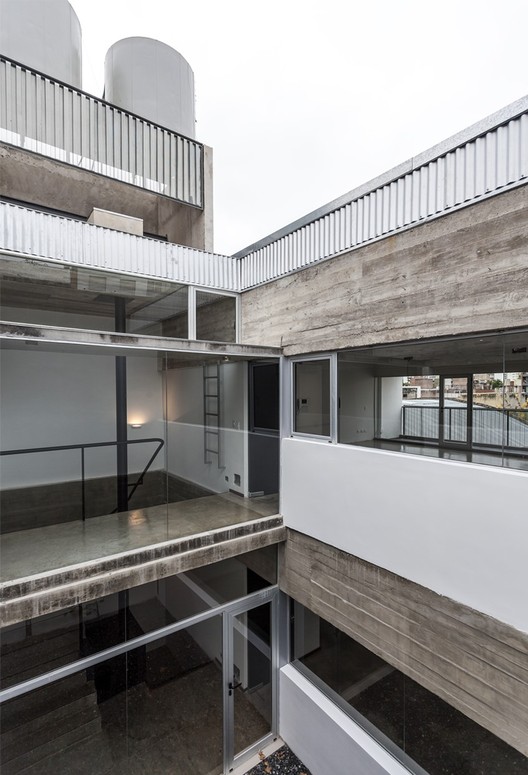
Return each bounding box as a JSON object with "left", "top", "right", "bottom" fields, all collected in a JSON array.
[
  {"left": 289, "top": 353, "right": 337, "bottom": 442},
  {"left": 0, "top": 585, "right": 280, "bottom": 774},
  {"left": 189, "top": 285, "right": 240, "bottom": 343}
]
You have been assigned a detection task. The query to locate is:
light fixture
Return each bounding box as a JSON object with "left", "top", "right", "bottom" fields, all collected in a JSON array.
[{"left": 130, "top": 423, "right": 142, "bottom": 429}]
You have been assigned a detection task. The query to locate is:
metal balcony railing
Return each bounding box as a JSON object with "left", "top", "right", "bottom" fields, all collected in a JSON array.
[
  {"left": 0, "top": 437, "right": 165, "bottom": 521},
  {"left": 0, "top": 56, "right": 203, "bottom": 207},
  {"left": 401, "top": 405, "right": 528, "bottom": 449},
  {"left": 236, "top": 96, "right": 528, "bottom": 288}
]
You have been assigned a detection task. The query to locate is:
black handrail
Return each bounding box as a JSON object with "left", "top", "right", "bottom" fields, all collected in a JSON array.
[{"left": 0, "top": 438, "right": 165, "bottom": 521}]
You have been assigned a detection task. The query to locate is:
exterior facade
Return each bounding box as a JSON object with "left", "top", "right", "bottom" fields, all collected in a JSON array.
[{"left": 1, "top": 4, "right": 527, "bottom": 774}]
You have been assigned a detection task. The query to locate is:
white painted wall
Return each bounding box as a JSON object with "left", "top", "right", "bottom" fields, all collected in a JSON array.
[
  {"left": 165, "top": 362, "right": 247, "bottom": 495},
  {"left": 0, "top": 347, "right": 164, "bottom": 487},
  {"left": 338, "top": 363, "right": 375, "bottom": 443},
  {"left": 279, "top": 665, "right": 410, "bottom": 775},
  {"left": 281, "top": 438, "right": 528, "bottom": 633},
  {"left": 379, "top": 377, "right": 403, "bottom": 439}
]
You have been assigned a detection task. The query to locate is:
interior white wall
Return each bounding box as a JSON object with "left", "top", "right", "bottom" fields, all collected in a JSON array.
[
  {"left": 165, "top": 362, "right": 247, "bottom": 495},
  {"left": 379, "top": 377, "right": 403, "bottom": 439},
  {"left": 280, "top": 665, "right": 410, "bottom": 775},
  {"left": 0, "top": 347, "right": 164, "bottom": 488},
  {"left": 282, "top": 438, "right": 528, "bottom": 633},
  {"left": 338, "top": 363, "right": 375, "bottom": 443}
]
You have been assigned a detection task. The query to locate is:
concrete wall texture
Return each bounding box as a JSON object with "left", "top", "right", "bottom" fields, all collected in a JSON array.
[{"left": 240, "top": 185, "right": 528, "bottom": 354}]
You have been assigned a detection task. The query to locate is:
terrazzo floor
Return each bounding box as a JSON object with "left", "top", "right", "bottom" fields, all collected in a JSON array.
[{"left": 247, "top": 745, "right": 312, "bottom": 775}]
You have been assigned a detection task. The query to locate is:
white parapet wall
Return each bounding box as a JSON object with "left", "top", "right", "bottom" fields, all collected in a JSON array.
[
  {"left": 280, "top": 665, "right": 410, "bottom": 775},
  {"left": 281, "top": 437, "right": 528, "bottom": 633}
]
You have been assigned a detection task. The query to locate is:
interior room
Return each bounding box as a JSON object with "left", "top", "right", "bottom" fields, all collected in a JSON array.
[
  {"left": 337, "top": 330, "right": 528, "bottom": 470},
  {"left": 0, "top": 337, "right": 280, "bottom": 580}
]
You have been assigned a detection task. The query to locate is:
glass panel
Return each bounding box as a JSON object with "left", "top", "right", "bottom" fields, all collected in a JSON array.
[
  {"left": 251, "top": 363, "right": 280, "bottom": 432},
  {"left": 294, "top": 359, "right": 330, "bottom": 436},
  {"left": 195, "top": 291, "right": 237, "bottom": 343},
  {"left": 0, "top": 618, "right": 224, "bottom": 775},
  {"left": 0, "top": 338, "right": 279, "bottom": 581},
  {"left": 1, "top": 554, "right": 276, "bottom": 690},
  {"left": 0, "top": 343, "right": 169, "bottom": 581},
  {"left": 337, "top": 330, "right": 528, "bottom": 470},
  {"left": 293, "top": 603, "right": 528, "bottom": 775},
  {"left": 0, "top": 254, "right": 189, "bottom": 338},
  {"left": 441, "top": 375, "right": 470, "bottom": 446},
  {"left": 233, "top": 603, "right": 272, "bottom": 756}
]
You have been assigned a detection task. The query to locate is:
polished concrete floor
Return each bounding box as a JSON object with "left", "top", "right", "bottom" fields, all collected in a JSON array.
[
  {"left": 0, "top": 492, "right": 279, "bottom": 583},
  {"left": 359, "top": 438, "right": 528, "bottom": 471}
]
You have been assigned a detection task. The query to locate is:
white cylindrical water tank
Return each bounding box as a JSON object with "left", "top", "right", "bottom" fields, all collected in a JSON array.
[
  {"left": 0, "top": 0, "right": 82, "bottom": 88},
  {"left": 104, "top": 37, "right": 195, "bottom": 138}
]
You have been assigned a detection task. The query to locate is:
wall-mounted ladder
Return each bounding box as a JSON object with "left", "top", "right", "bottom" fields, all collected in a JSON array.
[{"left": 203, "top": 363, "right": 223, "bottom": 467}]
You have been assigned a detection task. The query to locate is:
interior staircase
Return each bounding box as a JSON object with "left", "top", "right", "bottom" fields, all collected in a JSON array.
[{"left": 0, "top": 627, "right": 109, "bottom": 774}]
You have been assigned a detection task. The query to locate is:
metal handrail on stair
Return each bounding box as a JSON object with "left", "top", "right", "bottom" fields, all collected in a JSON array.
[{"left": 0, "top": 438, "right": 165, "bottom": 521}]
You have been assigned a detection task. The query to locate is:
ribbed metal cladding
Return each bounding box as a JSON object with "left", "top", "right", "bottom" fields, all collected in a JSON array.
[
  {"left": 0, "top": 202, "right": 239, "bottom": 291},
  {"left": 239, "top": 107, "right": 528, "bottom": 289},
  {"left": 0, "top": 56, "right": 203, "bottom": 208}
]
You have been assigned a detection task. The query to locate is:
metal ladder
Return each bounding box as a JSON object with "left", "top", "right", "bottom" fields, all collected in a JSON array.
[{"left": 203, "top": 363, "right": 223, "bottom": 467}]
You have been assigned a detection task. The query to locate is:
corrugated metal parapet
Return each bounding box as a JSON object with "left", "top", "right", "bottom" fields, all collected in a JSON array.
[
  {"left": 0, "top": 56, "right": 203, "bottom": 208},
  {"left": 0, "top": 201, "right": 238, "bottom": 291},
  {"left": 237, "top": 96, "right": 528, "bottom": 289}
]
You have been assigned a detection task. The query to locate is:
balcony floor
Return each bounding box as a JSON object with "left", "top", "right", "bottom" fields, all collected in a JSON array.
[{"left": 0, "top": 492, "right": 279, "bottom": 585}]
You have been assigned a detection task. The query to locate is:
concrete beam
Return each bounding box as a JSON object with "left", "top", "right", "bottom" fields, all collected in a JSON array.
[
  {"left": 0, "top": 322, "right": 282, "bottom": 359},
  {"left": 1, "top": 517, "right": 285, "bottom": 626}
]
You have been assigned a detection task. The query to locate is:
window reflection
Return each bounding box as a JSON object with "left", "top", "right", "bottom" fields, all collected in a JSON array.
[
  {"left": 293, "top": 603, "right": 528, "bottom": 775},
  {"left": 294, "top": 359, "right": 331, "bottom": 437},
  {"left": 337, "top": 331, "right": 528, "bottom": 470}
]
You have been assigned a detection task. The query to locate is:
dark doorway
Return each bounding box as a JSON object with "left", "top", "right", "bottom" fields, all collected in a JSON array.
[{"left": 248, "top": 362, "right": 280, "bottom": 496}]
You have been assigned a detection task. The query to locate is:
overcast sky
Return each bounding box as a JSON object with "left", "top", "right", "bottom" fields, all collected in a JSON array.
[{"left": 68, "top": 0, "right": 527, "bottom": 256}]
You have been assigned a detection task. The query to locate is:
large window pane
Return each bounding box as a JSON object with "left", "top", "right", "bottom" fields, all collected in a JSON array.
[
  {"left": 195, "top": 291, "right": 237, "bottom": 342},
  {"left": 337, "top": 330, "right": 528, "bottom": 471},
  {"left": 0, "top": 618, "right": 224, "bottom": 775},
  {"left": 292, "top": 603, "right": 528, "bottom": 775},
  {"left": 294, "top": 359, "right": 330, "bottom": 437}
]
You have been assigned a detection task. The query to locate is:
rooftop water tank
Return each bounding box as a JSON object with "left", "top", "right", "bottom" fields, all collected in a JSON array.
[
  {"left": 104, "top": 37, "right": 195, "bottom": 138},
  {"left": 0, "top": 0, "right": 82, "bottom": 88}
]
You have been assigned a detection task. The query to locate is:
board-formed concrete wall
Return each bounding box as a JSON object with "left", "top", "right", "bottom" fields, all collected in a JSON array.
[
  {"left": 280, "top": 529, "right": 528, "bottom": 757},
  {"left": 240, "top": 185, "right": 528, "bottom": 354}
]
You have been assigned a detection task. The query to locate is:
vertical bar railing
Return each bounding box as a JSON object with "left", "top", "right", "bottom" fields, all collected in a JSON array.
[
  {"left": 401, "top": 406, "right": 528, "bottom": 450},
  {"left": 0, "top": 56, "right": 203, "bottom": 207}
]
